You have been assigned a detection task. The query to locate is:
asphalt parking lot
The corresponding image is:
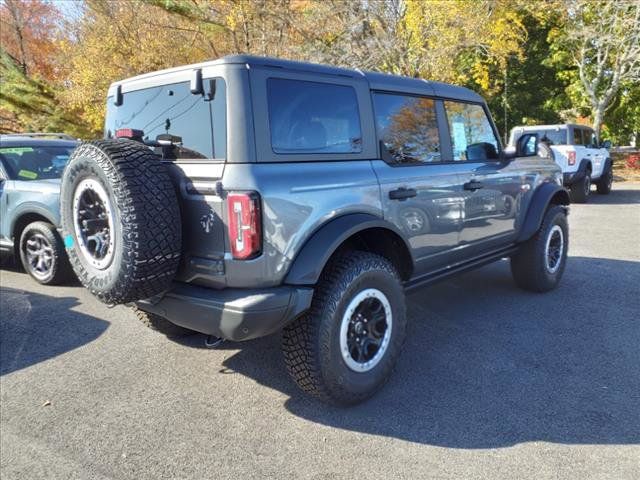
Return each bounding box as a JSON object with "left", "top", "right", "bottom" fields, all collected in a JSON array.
[{"left": 1, "top": 184, "right": 639, "bottom": 480}]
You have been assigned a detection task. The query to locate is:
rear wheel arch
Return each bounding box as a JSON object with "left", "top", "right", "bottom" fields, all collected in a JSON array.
[
  {"left": 12, "top": 211, "right": 57, "bottom": 251},
  {"left": 284, "top": 214, "right": 413, "bottom": 285}
]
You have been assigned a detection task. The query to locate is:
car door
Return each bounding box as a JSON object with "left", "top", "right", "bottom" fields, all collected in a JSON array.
[
  {"left": 443, "top": 100, "right": 526, "bottom": 255},
  {"left": 371, "top": 92, "right": 467, "bottom": 275},
  {"left": 0, "top": 159, "right": 12, "bottom": 245}
]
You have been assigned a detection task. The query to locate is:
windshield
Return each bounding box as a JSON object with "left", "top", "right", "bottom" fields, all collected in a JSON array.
[{"left": 0, "top": 145, "right": 76, "bottom": 181}]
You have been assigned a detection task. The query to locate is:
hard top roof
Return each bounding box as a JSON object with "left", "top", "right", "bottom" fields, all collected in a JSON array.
[
  {"left": 111, "top": 55, "right": 484, "bottom": 103},
  {"left": 511, "top": 124, "right": 593, "bottom": 131}
]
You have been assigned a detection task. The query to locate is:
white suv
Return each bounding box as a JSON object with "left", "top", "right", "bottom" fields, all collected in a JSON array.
[{"left": 509, "top": 124, "right": 612, "bottom": 203}]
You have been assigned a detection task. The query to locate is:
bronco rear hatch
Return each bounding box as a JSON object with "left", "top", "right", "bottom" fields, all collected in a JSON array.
[{"left": 104, "top": 77, "right": 231, "bottom": 288}]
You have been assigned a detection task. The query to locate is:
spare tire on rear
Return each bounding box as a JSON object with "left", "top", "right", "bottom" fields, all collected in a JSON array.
[{"left": 60, "top": 139, "right": 181, "bottom": 304}]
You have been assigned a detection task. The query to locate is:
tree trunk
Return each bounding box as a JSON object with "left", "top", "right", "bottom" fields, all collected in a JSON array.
[{"left": 592, "top": 105, "right": 604, "bottom": 142}]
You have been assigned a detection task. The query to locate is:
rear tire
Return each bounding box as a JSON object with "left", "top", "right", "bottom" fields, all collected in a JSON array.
[
  {"left": 511, "top": 205, "right": 568, "bottom": 292},
  {"left": 570, "top": 171, "right": 591, "bottom": 203},
  {"left": 60, "top": 140, "right": 181, "bottom": 304},
  {"left": 596, "top": 167, "right": 613, "bottom": 194},
  {"left": 132, "top": 306, "right": 196, "bottom": 337},
  {"left": 282, "top": 251, "right": 407, "bottom": 405},
  {"left": 19, "top": 221, "right": 73, "bottom": 285}
]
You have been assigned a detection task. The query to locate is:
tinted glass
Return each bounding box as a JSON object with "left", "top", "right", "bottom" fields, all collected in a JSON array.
[
  {"left": 573, "top": 128, "right": 584, "bottom": 146},
  {"left": 585, "top": 130, "right": 597, "bottom": 147},
  {"left": 105, "top": 79, "right": 226, "bottom": 159},
  {"left": 267, "top": 78, "right": 362, "bottom": 154},
  {"left": 445, "top": 102, "right": 499, "bottom": 161},
  {"left": 0, "top": 145, "right": 76, "bottom": 181},
  {"left": 373, "top": 93, "right": 440, "bottom": 164},
  {"left": 536, "top": 129, "right": 567, "bottom": 145}
]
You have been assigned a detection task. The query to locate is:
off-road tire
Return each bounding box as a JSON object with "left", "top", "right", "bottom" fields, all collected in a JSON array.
[
  {"left": 570, "top": 171, "right": 591, "bottom": 203},
  {"left": 60, "top": 139, "right": 181, "bottom": 304},
  {"left": 596, "top": 167, "right": 613, "bottom": 194},
  {"left": 282, "top": 251, "right": 407, "bottom": 405},
  {"left": 19, "top": 221, "right": 73, "bottom": 285},
  {"left": 131, "top": 306, "right": 196, "bottom": 337},
  {"left": 510, "top": 205, "right": 568, "bottom": 292}
]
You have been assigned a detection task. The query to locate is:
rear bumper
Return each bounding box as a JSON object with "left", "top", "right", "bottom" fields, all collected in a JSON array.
[{"left": 134, "top": 282, "right": 314, "bottom": 341}]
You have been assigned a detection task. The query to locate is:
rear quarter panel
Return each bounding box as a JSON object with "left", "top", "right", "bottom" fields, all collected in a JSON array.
[{"left": 221, "top": 161, "right": 382, "bottom": 288}]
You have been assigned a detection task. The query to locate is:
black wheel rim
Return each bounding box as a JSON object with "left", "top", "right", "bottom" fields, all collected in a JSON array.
[
  {"left": 24, "top": 233, "right": 53, "bottom": 279},
  {"left": 545, "top": 225, "right": 564, "bottom": 274},
  {"left": 340, "top": 289, "right": 392, "bottom": 372},
  {"left": 72, "top": 179, "right": 115, "bottom": 269},
  {"left": 584, "top": 175, "right": 591, "bottom": 196}
]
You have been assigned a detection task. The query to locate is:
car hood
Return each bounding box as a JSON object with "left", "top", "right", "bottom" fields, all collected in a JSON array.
[{"left": 15, "top": 178, "right": 61, "bottom": 194}]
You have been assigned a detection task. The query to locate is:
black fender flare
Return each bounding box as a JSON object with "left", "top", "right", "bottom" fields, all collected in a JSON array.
[
  {"left": 578, "top": 158, "right": 592, "bottom": 176},
  {"left": 602, "top": 157, "right": 613, "bottom": 173},
  {"left": 517, "top": 182, "right": 570, "bottom": 243},
  {"left": 284, "top": 213, "right": 412, "bottom": 285},
  {"left": 11, "top": 204, "right": 59, "bottom": 238}
]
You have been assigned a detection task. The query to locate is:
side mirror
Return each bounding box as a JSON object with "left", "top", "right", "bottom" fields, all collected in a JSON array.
[
  {"left": 519, "top": 133, "right": 538, "bottom": 157},
  {"left": 504, "top": 133, "right": 539, "bottom": 160},
  {"left": 601, "top": 140, "right": 612, "bottom": 149}
]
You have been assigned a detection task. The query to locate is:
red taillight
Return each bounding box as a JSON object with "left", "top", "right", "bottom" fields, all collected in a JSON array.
[
  {"left": 115, "top": 128, "right": 144, "bottom": 140},
  {"left": 227, "top": 192, "right": 261, "bottom": 260},
  {"left": 568, "top": 151, "right": 576, "bottom": 166}
]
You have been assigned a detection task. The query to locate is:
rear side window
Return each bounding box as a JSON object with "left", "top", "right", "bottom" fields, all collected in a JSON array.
[
  {"left": 373, "top": 93, "right": 440, "bottom": 164},
  {"left": 445, "top": 101, "right": 499, "bottom": 161},
  {"left": 105, "top": 79, "right": 226, "bottom": 159},
  {"left": 267, "top": 78, "right": 362, "bottom": 154},
  {"left": 537, "top": 129, "right": 567, "bottom": 145},
  {"left": 573, "top": 128, "right": 584, "bottom": 146}
]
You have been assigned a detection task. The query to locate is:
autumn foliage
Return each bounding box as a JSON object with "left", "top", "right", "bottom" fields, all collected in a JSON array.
[{"left": 0, "top": 0, "right": 638, "bottom": 144}]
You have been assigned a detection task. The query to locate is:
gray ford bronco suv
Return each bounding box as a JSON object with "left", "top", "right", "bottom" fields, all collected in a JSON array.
[{"left": 60, "top": 55, "right": 570, "bottom": 405}]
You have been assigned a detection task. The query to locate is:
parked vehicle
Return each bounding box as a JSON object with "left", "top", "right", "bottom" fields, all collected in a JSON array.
[
  {"left": 60, "top": 55, "right": 570, "bottom": 404},
  {"left": 508, "top": 124, "right": 613, "bottom": 203},
  {"left": 0, "top": 134, "right": 78, "bottom": 284}
]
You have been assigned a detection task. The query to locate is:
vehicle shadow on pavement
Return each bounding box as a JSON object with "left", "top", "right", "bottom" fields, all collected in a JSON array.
[
  {"left": 0, "top": 287, "right": 109, "bottom": 376},
  {"left": 587, "top": 187, "right": 640, "bottom": 205},
  {"left": 221, "top": 256, "right": 640, "bottom": 448}
]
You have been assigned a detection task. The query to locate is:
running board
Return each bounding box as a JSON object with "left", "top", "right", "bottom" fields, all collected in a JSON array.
[{"left": 404, "top": 245, "right": 519, "bottom": 292}]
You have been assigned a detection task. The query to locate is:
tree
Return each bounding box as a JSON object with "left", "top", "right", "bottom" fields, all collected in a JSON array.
[
  {"left": 59, "top": 0, "right": 218, "bottom": 135},
  {"left": 0, "top": 0, "right": 62, "bottom": 79},
  {"left": 0, "top": 51, "right": 91, "bottom": 136},
  {"left": 561, "top": 0, "right": 640, "bottom": 140}
]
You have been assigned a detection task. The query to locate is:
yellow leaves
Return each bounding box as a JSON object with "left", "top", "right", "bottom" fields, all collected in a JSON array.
[{"left": 402, "top": 0, "right": 526, "bottom": 90}]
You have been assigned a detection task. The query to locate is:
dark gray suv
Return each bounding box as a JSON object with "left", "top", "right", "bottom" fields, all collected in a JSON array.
[{"left": 60, "top": 56, "right": 569, "bottom": 404}]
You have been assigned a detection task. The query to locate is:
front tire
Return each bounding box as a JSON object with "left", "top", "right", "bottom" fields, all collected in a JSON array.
[
  {"left": 19, "top": 221, "right": 73, "bottom": 285},
  {"left": 282, "top": 251, "right": 407, "bottom": 405},
  {"left": 511, "top": 205, "right": 568, "bottom": 292}
]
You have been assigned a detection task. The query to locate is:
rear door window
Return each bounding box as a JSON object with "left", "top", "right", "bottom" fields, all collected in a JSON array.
[
  {"left": 444, "top": 101, "right": 499, "bottom": 161},
  {"left": 267, "top": 78, "right": 362, "bottom": 154},
  {"left": 105, "top": 79, "right": 226, "bottom": 159},
  {"left": 373, "top": 93, "right": 441, "bottom": 164},
  {"left": 537, "top": 129, "right": 567, "bottom": 145},
  {"left": 573, "top": 128, "right": 584, "bottom": 146}
]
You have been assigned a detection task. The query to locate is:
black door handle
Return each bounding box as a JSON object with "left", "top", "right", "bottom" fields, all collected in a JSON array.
[
  {"left": 389, "top": 187, "right": 417, "bottom": 201},
  {"left": 463, "top": 180, "right": 484, "bottom": 191}
]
